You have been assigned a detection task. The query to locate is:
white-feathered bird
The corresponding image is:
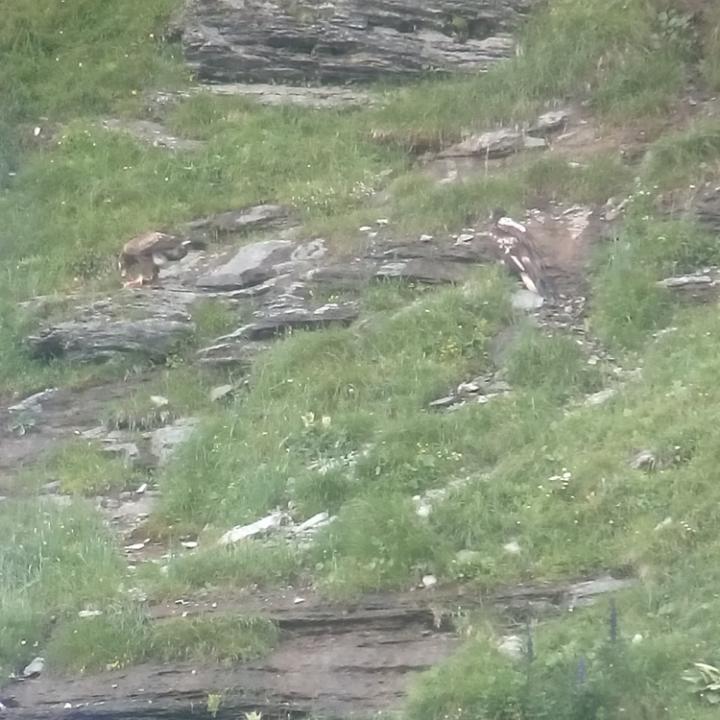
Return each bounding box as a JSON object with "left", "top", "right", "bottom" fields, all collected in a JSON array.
[{"left": 490, "top": 208, "right": 551, "bottom": 297}]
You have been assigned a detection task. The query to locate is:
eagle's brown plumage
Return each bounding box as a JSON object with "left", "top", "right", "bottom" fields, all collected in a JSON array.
[
  {"left": 118, "top": 231, "right": 193, "bottom": 287},
  {"left": 490, "top": 209, "right": 552, "bottom": 298}
]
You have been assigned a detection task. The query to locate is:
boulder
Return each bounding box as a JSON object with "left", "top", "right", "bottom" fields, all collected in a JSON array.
[
  {"left": 27, "top": 318, "right": 193, "bottom": 363},
  {"left": 438, "top": 129, "right": 547, "bottom": 159},
  {"left": 149, "top": 417, "right": 200, "bottom": 466},
  {"left": 199, "top": 83, "right": 376, "bottom": 109},
  {"left": 527, "top": 109, "right": 571, "bottom": 137},
  {"left": 375, "top": 259, "right": 468, "bottom": 284},
  {"left": 657, "top": 269, "right": 720, "bottom": 302},
  {"left": 196, "top": 340, "right": 272, "bottom": 369},
  {"left": 180, "top": 0, "right": 538, "bottom": 85},
  {"left": 196, "top": 240, "right": 293, "bottom": 290},
  {"left": 218, "top": 302, "right": 360, "bottom": 341},
  {"left": 26, "top": 293, "right": 195, "bottom": 363},
  {"left": 186, "top": 204, "right": 290, "bottom": 240}
]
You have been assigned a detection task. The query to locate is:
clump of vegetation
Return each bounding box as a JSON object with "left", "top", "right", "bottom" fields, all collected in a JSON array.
[
  {"left": 0, "top": 501, "right": 125, "bottom": 680},
  {"left": 642, "top": 120, "right": 720, "bottom": 189},
  {"left": 159, "top": 272, "right": 513, "bottom": 529},
  {"left": 372, "top": 0, "right": 689, "bottom": 141},
  {"left": 591, "top": 209, "right": 720, "bottom": 348},
  {"left": 5, "top": 0, "right": 720, "bottom": 710},
  {"left": 313, "top": 493, "right": 450, "bottom": 594},
  {"left": 0, "top": 0, "right": 184, "bottom": 127},
  {"left": 46, "top": 613, "right": 278, "bottom": 672},
  {"left": 505, "top": 327, "right": 602, "bottom": 401},
  {"left": 408, "top": 599, "right": 687, "bottom": 719},
  {"left": 25, "top": 441, "right": 136, "bottom": 495},
  {"left": 105, "top": 363, "right": 228, "bottom": 431},
  {"left": 700, "top": 5, "right": 720, "bottom": 90},
  {"left": 146, "top": 543, "right": 303, "bottom": 599}
]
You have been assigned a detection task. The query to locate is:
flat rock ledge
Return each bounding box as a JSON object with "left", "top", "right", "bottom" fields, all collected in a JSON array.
[
  {"left": 179, "top": 0, "right": 538, "bottom": 85},
  {"left": 26, "top": 295, "right": 194, "bottom": 363}
]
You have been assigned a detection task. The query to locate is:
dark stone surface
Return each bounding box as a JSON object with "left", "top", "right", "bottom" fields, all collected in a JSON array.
[{"left": 180, "top": 0, "right": 537, "bottom": 85}]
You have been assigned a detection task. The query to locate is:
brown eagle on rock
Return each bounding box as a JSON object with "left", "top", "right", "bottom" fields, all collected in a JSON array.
[
  {"left": 490, "top": 208, "right": 552, "bottom": 298},
  {"left": 119, "top": 231, "right": 197, "bottom": 287}
]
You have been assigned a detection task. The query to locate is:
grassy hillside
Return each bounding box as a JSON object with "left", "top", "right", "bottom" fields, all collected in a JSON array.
[{"left": 3, "top": 0, "right": 720, "bottom": 717}]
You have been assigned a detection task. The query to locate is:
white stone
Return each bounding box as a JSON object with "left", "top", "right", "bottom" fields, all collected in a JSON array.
[
  {"left": 209, "top": 384, "right": 234, "bottom": 403},
  {"left": 218, "top": 511, "right": 286, "bottom": 546},
  {"left": 511, "top": 289, "right": 544, "bottom": 311},
  {"left": 422, "top": 574, "right": 438, "bottom": 588},
  {"left": 294, "top": 511, "right": 331, "bottom": 533},
  {"left": 497, "top": 635, "right": 524, "bottom": 661},
  {"left": 8, "top": 388, "right": 57, "bottom": 413},
  {"left": 503, "top": 540, "right": 522, "bottom": 555},
  {"left": 23, "top": 657, "right": 45, "bottom": 677},
  {"left": 584, "top": 388, "right": 617, "bottom": 407},
  {"left": 149, "top": 417, "right": 199, "bottom": 466}
]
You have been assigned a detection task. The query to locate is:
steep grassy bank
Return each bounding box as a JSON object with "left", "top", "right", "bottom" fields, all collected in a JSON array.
[{"left": 2, "top": 0, "right": 720, "bottom": 717}]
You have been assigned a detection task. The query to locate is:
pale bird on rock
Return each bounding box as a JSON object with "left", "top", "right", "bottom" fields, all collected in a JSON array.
[{"left": 490, "top": 208, "right": 552, "bottom": 298}]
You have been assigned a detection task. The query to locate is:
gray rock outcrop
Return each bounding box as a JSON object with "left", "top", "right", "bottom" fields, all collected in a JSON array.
[
  {"left": 26, "top": 294, "right": 195, "bottom": 363},
  {"left": 180, "top": 0, "right": 537, "bottom": 85}
]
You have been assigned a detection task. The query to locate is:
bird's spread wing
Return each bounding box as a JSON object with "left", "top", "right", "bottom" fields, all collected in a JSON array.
[
  {"left": 497, "top": 217, "right": 527, "bottom": 234},
  {"left": 508, "top": 254, "right": 526, "bottom": 272},
  {"left": 124, "top": 231, "right": 179, "bottom": 255},
  {"left": 493, "top": 227, "right": 549, "bottom": 297}
]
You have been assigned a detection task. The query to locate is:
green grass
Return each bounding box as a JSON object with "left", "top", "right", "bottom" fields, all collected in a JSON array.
[
  {"left": 0, "top": 500, "right": 126, "bottom": 680},
  {"left": 385, "top": 152, "right": 633, "bottom": 237},
  {"left": 145, "top": 543, "right": 303, "bottom": 599},
  {"left": 22, "top": 441, "right": 137, "bottom": 495},
  {"left": 403, "top": 301, "right": 720, "bottom": 717},
  {"left": 0, "top": 0, "right": 184, "bottom": 127},
  {"left": 159, "top": 272, "right": 514, "bottom": 529},
  {"left": 370, "top": 0, "right": 688, "bottom": 141},
  {"left": 46, "top": 613, "right": 278, "bottom": 672},
  {"left": 505, "top": 327, "right": 603, "bottom": 401},
  {"left": 155, "top": 272, "right": 613, "bottom": 594},
  {"left": 591, "top": 211, "right": 720, "bottom": 349},
  {"left": 5, "top": 0, "right": 720, "bottom": 707},
  {"left": 642, "top": 120, "right": 720, "bottom": 190},
  {"left": 313, "top": 493, "right": 450, "bottom": 595},
  {"left": 0, "top": 0, "right": 700, "bottom": 307},
  {"left": 0, "top": 114, "right": 402, "bottom": 301},
  {"left": 105, "top": 363, "right": 231, "bottom": 432},
  {"left": 701, "top": 6, "right": 720, "bottom": 91},
  {"left": 407, "top": 595, "right": 695, "bottom": 720}
]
